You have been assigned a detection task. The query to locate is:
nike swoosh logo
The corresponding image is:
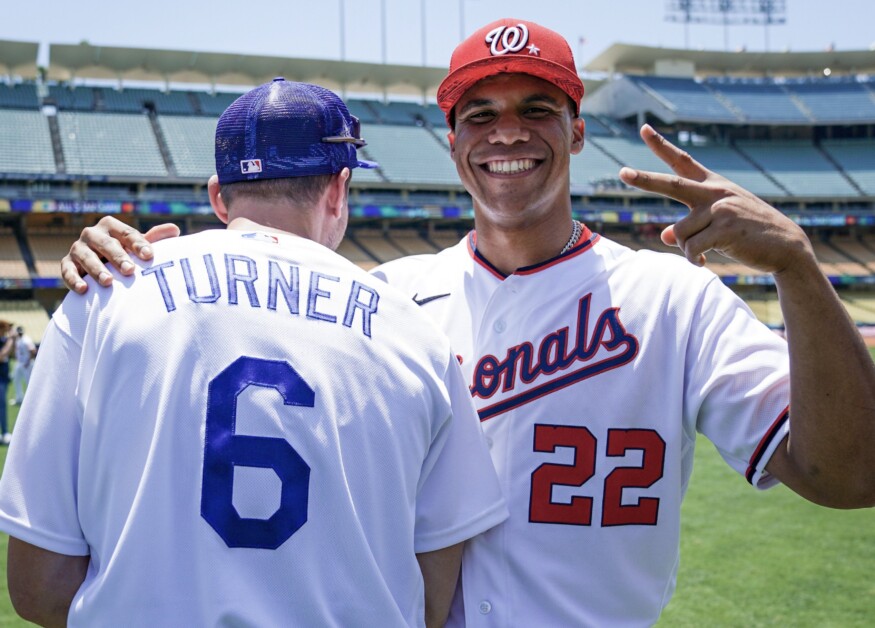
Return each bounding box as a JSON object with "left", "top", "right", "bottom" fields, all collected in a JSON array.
[{"left": 412, "top": 292, "right": 451, "bottom": 306}]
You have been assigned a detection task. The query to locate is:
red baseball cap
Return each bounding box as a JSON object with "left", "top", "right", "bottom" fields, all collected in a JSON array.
[{"left": 437, "top": 18, "right": 585, "bottom": 127}]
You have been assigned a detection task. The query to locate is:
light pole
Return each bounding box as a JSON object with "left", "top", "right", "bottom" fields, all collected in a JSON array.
[
  {"left": 381, "top": 0, "right": 388, "bottom": 64},
  {"left": 459, "top": 0, "right": 465, "bottom": 41},
  {"left": 338, "top": 0, "right": 346, "bottom": 61},
  {"left": 421, "top": 0, "right": 427, "bottom": 66}
]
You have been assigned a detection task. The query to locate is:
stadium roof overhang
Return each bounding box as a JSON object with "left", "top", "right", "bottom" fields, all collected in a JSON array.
[
  {"left": 47, "top": 43, "right": 449, "bottom": 97},
  {"left": 0, "top": 40, "right": 40, "bottom": 78},
  {"left": 585, "top": 43, "right": 875, "bottom": 78}
]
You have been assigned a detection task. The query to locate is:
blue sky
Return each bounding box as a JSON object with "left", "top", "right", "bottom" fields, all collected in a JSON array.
[{"left": 4, "top": 0, "right": 873, "bottom": 70}]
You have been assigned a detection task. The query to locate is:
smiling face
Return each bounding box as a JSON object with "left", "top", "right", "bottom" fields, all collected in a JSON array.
[{"left": 448, "top": 73, "right": 585, "bottom": 233}]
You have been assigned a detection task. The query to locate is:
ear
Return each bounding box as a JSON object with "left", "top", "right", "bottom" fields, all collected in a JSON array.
[
  {"left": 325, "top": 168, "right": 351, "bottom": 218},
  {"left": 447, "top": 131, "right": 456, "bottom": 158},
  {"left": 208, "top": 175, "right": 229, "bottom": 224},
  {"left": 570, "top": 118, "right": 585, "bottom": 155}
]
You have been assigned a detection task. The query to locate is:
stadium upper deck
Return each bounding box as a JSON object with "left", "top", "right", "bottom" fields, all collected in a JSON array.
[{"left": 0, "top": 40, "right": 873, "bottom": 206}]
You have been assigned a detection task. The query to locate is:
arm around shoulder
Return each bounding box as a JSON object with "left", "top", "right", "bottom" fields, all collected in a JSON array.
[{"left": 7, "top": 536, "right": 89, "bottom": 628}]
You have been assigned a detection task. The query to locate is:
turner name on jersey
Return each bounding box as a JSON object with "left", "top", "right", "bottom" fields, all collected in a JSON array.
[{"left": 140, "top": 234, "right": 381, "bottom": 338}]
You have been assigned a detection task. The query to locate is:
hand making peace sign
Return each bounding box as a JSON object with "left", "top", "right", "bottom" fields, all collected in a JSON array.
[{"left": 619, "top": 124, "right": 817, "bottom": 278}]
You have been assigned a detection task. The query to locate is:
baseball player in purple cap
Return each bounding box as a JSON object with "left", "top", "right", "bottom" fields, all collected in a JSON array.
[
  {"left": 61, "top": 19, "right": 875, "bottom": 627},
  {"left": 1, "top": 78, "right": 507, "bottom": 627}
]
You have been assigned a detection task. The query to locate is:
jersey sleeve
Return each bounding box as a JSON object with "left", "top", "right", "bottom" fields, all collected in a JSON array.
[
  {"left": 687, "top": 277, "right": 790, "bottom": 489},
  {"left": 0, "top": 318, "right": 89, "bottom": 556},
  {"left": 413, "top": 351, "right": 508, "bottom": 553}
]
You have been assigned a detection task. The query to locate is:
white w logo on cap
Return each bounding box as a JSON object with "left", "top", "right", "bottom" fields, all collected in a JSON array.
[{"left": 485, "top": 24, "right": 529, "bottom": 56}]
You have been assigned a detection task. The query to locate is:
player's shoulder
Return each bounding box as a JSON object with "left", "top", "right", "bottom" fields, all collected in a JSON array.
[{"left": 371, "top": 237, "right": 467, "bottom": 291}]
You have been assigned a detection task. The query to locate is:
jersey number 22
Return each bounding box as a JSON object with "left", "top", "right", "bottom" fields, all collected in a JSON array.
[{"left": 530, "top": 424, "right": 666, "bottom": 526}]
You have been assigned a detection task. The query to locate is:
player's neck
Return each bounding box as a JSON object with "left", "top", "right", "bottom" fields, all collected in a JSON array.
[
  {"left": 226, "top": 216, "right": 297, "bottom": 238},
  {"left": 473, "top": 215, "right": 580, "bottom": 276}
]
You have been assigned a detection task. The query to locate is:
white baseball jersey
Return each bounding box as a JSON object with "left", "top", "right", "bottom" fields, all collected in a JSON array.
[
  {"left": 0, "top": 228, "right": 508, "bottom": 627},
  {"left": 373, "top": 226, "right": 791, "bottom": 627},
  {"left": 12, "top": 332, "right": 35, "bottom": 365}
]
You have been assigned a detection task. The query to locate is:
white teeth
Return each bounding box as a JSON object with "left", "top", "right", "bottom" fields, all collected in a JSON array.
[{"left": 486, "top": 159, "right": 535, "bottom": 174}]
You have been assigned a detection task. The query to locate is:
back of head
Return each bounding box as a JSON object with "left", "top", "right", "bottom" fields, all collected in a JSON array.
[
  {"left": 437, "top": 18, "right": 585, "bottom": 127},
  {"left": 214, "top": 78, "right": 378, "bottom": 207}
]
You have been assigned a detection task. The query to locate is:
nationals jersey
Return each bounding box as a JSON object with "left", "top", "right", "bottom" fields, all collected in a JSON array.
[
  {"left": 373, "top": 227, "right": 791, "bottom": 627},
  {"left": 0, "top": 228, "right": 507, "bottom": 627}
]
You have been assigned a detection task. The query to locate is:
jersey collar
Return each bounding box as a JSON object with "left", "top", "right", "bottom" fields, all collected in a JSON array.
[{"left": 467, "top": 225, "right": 599, "bottom": 280}]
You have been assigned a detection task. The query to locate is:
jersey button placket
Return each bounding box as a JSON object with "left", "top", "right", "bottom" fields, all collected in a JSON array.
[{"left": 479, "top": 600, "right": 492, "bottom": 614}]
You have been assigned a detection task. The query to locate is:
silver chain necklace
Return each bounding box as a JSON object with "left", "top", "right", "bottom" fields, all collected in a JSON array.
[{"left": 560, "top": 220, "right": 583, "bottom": 255}]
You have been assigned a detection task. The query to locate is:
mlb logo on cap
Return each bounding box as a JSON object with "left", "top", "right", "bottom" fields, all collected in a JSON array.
[{"left": 240, "top": 159, "right": 263, "bottom": 174}]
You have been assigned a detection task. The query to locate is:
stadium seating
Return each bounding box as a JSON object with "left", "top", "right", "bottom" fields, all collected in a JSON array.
[
  {"left": 706, "top": 81, "right": 811, "bottom": 123},
  {"left": 0, "top": 228, "right": 29, "bottom": 279},
  {"left": 336, "top": 236, "right": 379, "bottom": 270},
  {"left": 158, "top": 115, "right": 217, "bottom": 179},
  {"left": 810, "top": 238, "right": 870, "bottom": 276},
  {"left": 360, "top": 124, "right": 458, "bottom": 185},
  {"left": 195, "top": 91, "right": 242, "bottom": 116},
  {"left": 0, "top": 83, "right": 39, "bottom": 110},
  {"left": 385, "top": 229, "right": 440, "bottom": 255},
  {"left": 686, "top": 143, "right": 786, "bottom": 198},
  {"left": 633, "top": 76, "right": 739, "bottom": 123},
  {"left": 735, "top": 140, "right": 858, "bottom": 197},
  {"left": 368, "top": 101, "right": 424, "bottom": 125},
  {"left": 744, "top": 296, "right": 785, "bottom": 327},
  {"left": 569, "top": 141, "right": 623, "bottom": 192},
  {"left": 428, "top": 227, "right": 466, "bottom": 250},
  {"left": 348, "top": 228, "right": 407, "bottom": 264},
  {"left": 48, "top": 85, "right": 96, "bottom": 111},
  {"left": 0, "top": 300, "right": 50, "bottom": 343},
  {"left": 346, "top": 99, "right": 380, "bottom": 124},
  {"left": 588, "top": 136, "right": 673, "bottom": 174},
  {"left": 582, "top": 115, "right": 618, "bottom": 137},
  {"left": 100, "top": 87, "right": 196, "bottom": 115},
  {"left": 840, "top": 294, "right": 875, "bottom": 325},
  {"left": 26, "top": 227, "right": 82, "bottom": 278},
  {"left": 829, "top": 234, "right": 875, "bottom": 274},
  {"left": 58, "top": 112, "right": 168, "bottom": 177},
  {"left": 0, "top": 110, "right": 56, "bottom": 175},
  {"left": 790, "top": 81, "right": 875, "bottom": 123},
  {"left": 421, "top": 104, "right": 448, "bottom": 128},
  {"left": 821, "top": 139, "right": 875, "bottom": 195}
]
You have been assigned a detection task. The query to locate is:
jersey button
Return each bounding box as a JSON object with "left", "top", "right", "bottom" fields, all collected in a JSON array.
[
  {"left": 493, "top": 319, "right": 506, "bottom": 333},
  {"left": 479, "top": 601, "right": 492, "bottom": 614}
]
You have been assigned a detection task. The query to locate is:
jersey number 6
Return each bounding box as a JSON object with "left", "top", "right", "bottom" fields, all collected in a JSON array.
[
  {"left": 201, "top": 356, "right": 314, "bottom": 549},
  {"left": 529, "top": 424, "right": 666, "bottom": 526}
]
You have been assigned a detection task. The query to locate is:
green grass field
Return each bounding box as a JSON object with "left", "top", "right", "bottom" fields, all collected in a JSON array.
[{"left": 0, "top": 352, "right": 873, "bottom": 625}]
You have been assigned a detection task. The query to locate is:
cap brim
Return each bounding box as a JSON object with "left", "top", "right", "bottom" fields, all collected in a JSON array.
[{"left": 355, "top": 159, "right": 380, "bottom": 169}]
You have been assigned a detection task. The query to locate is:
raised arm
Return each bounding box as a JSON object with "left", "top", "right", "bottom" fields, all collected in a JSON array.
[
  {"left": 60, "top": 216, "right": 180, "bottom": 294},
  {"left": 620, "top": 124, "right": 875, "bottom": 508}
]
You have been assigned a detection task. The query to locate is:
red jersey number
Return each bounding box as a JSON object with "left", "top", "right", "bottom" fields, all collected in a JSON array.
[{"left": 529, "top": 424, "right": 665, "bottom": 527}]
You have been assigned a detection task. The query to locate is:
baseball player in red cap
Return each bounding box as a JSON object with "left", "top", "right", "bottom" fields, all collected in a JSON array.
[{"left": 61, "top": 18, "right": 875, "bottom": 627}]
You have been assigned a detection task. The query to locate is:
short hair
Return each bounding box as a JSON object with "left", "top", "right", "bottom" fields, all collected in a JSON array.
[{"left": 220, "top": 174, "right": 335, "bottom": 209}]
